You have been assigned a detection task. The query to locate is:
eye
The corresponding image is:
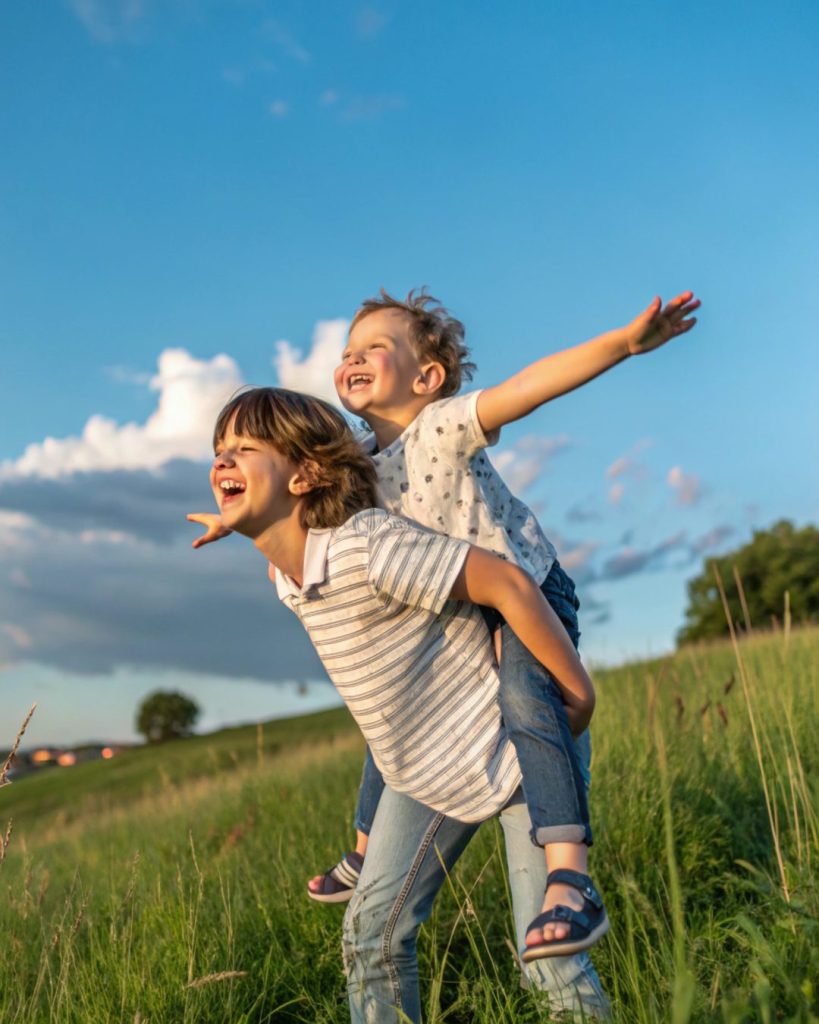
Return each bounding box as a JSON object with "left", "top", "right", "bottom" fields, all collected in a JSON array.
[{"left": 239, "top": 445, "right": 256, "bottom": 452}]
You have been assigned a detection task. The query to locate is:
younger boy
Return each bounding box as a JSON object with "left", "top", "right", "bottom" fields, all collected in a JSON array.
[
  {"left": 206, "top": 386, "right": 610, "bottom": 1022},
  {"left": 190, "top": 288, "right": 699, "bottom": 958}
]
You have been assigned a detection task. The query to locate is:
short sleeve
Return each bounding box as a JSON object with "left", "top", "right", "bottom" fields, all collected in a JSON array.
[
  {"left": 414, "top": 391, "right": 499, "bottom": 463},
  {"left": 366, "top": 515, "right": 470, "bottom": 615}
]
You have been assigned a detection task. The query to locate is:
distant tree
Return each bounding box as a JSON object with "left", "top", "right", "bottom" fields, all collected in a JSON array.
[
  {"left": 136, "top": 690, "right": 200, "bottom": 744},
  {"left": 678, "top": 520, "right": 819, "bottom": 644}
]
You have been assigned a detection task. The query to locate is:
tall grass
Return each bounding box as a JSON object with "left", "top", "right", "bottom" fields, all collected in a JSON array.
[{"left": 1, "top": 630, "right": 817, "bottom": 1022}]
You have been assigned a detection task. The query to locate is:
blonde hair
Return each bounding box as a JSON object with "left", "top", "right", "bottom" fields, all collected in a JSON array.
[
  {"left": 213, "top": 388, "right": 379, "bottom": 529},
  {"left": 350, "top": 288, "right": 476, "bottom": 398}
]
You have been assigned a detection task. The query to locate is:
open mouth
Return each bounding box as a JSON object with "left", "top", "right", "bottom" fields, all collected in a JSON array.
[
  {"left": 347, "top": 373, "right": 374, "bottom": 393},
  {"left": 219, "top": 479, "right": 246, "bottom": 504}
]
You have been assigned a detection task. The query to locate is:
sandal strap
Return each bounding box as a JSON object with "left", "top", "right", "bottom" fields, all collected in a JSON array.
[
  {"left": 527, "top": 903, "right": 597, "bottom": 937},
  {"left": 328, "top": 851, "right": 364, "bottom": 888},
  {"left": 546, "top": 869, "right": 603, "bottom": 910}
]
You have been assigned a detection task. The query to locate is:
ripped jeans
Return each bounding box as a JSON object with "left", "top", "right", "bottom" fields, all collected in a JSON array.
[{"left": 342, "top": 784, "right": 610, "bottom": 1023}]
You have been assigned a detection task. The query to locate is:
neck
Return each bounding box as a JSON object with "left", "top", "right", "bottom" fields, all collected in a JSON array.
[
  {"left": 252, "top": 507, "right": 308, "bottom": 586},
  {"left": 365, "top": 396, "right": 436, "bottom": 451}
]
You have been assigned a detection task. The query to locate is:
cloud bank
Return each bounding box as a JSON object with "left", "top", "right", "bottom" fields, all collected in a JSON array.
[{"left": 2, "top": 350, "right": 241, "bottom": 481}]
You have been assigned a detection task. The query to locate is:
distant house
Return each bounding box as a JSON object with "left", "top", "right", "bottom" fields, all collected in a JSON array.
[{"left": 5, "top": 744, "right": 128, "bottom": 781}]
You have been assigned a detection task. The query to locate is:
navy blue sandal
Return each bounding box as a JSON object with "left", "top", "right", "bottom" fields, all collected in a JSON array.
[
  {"left": 307, "top": 851, "right": 364, "bottom": 904},
  {"left": 521, "top": 868, "right": 609, "bottom": 961}
]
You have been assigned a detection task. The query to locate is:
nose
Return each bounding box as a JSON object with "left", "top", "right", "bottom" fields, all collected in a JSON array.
[
  {"left": 346, "top": 350, "right": 365, "bottom": 365},
  {"left": 213, "top": 448, "right": 235, "bottom": 468}
]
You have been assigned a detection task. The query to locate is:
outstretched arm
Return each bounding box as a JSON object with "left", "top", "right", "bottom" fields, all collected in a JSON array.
[
  {"left": 449, "top": 547, "right": 595, "bottom": 735},
  {"left": 476, "top": 291, "right": 700, "bottom": 434},
  {"left": 187, "top": 512, "right": 232, "bottom": 549}
]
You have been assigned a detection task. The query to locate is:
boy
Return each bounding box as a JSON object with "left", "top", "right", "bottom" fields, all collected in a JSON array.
[
  {"left": 206, "top": 386, "right": 610, "bottom": 1022},
  {"left": 190, "top": 288, "right": 699, "bottom": 958}
]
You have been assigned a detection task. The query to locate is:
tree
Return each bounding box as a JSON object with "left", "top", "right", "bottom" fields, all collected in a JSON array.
[
  {"left": 136, "top": 690, "right": 200, "bottom": 744},
  {"left": 678, "top": 520, "right": 819, "bottom": 644}
]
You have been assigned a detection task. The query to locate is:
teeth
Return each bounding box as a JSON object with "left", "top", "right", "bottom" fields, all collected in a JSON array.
[
  {"left": 220, "top": 480, "right": 245, "bottom": 491},
  {"left": 349, "top": 375, "right": 372, "bottom": 387}
]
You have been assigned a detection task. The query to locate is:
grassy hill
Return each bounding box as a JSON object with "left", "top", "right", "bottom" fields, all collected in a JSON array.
[{"left": 1, "top": 629, "right": 817, "bottom": 1022}]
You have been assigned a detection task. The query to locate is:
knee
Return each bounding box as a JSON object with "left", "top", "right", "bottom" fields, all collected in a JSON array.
[
  {"left": 342, "top": 894, "right": 377, "bottom": 968},
  {"left": 342, "top": 892, "right": 414, "bottom": 974}
]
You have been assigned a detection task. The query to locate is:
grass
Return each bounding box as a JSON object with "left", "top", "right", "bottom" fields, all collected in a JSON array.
[{"left": 1, "top": 627, "right": 817, "bottom": 1022}]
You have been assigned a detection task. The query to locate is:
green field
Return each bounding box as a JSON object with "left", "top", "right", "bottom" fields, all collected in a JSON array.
[{"left": 2, "top": 627, "right": 817, "bottom": 1023}]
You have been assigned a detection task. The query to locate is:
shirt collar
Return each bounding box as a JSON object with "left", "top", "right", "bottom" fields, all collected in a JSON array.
[{"left": 272, "top": 528, "right": 333, "bottom": 602}]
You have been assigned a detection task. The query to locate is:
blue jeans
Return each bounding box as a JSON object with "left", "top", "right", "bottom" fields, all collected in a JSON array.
[
  {"left": 354, "top": 561, "right": 592, "bottom": 847},
  {"left": 343, "top": 784, "right": 610, "bottom": 1023}
]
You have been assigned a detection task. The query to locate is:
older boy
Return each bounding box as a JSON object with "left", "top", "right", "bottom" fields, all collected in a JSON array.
[
  {"left": 190, "top": 287, "right": 699, "bottom": 959},
  {"left": 206, "top": 386, "right": 610, "bottom": 1021}
]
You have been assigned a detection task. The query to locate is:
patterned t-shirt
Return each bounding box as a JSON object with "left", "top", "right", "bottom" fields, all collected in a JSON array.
[
  {"left": 274, "top": 509, "right": 521, "bottom": 822},
  {"left": 365, "top": 390, "right": 557, "bottom": 584}
]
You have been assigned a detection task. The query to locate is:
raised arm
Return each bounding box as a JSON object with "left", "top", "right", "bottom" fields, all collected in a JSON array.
[
  {"left": 449, "top": 546, "right": 595, "bottom": 734},
  {"left": 476, "top": 291, "right": 700, "bottom": 434}
]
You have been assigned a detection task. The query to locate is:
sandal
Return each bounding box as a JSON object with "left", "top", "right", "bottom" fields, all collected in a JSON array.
[
  {"left": 521, "top": 869, "right": 609, "bottom": 961},
  {"left": 307, "top": 851, "right": 364, "bottom": 904}
]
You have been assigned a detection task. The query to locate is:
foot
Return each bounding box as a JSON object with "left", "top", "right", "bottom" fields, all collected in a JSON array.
[
  {"left": 526, "top": 880, "right": 585, "bottom": 946},
  {"left": 521, "top": 869, "right": 609, "bottom": 962},
  {"left": 306, "top": 851, "right": 364, "bottom": 904}
]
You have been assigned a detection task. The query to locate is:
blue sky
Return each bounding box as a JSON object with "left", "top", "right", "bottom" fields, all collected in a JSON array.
[{"left": 2, "top": 0, "right": 818, "bottom": 746}]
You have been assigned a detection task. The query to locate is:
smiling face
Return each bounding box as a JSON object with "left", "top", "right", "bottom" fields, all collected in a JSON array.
[
  {"left": 210, "top": 418, "right": 303, "bottom": 539},
  {"left": 334, "top": 308, "right": 433, "bottom": 419}
]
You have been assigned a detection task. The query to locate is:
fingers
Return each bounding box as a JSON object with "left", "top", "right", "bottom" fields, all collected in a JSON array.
[
  {"left": 675, "top": 316, "right": 697, "bottom": 334},
  {"left": 644, "top": 296, "right": 662, "bottom": 318},
  {"left": 662, "top": 293, "right": 700, "bottom": 319}
]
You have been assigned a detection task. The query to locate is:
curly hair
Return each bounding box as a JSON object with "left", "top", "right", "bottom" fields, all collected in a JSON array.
[
  {"left": 350, "top": 288, "right": 476, "bottom": 398},
  {"left": 213, "top": 387, "right": 379, "bottom": 529}
]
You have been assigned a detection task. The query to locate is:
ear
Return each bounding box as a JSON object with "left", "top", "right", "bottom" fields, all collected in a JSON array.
[
  {"left": 288, "top": 459, "right": 321, "bottom": 496},
  {"left": 412, "top": 361, "right": 446, "bottom": 397}
]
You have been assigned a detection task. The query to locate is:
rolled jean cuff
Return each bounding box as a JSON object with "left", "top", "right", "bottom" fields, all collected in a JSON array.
[
  {"left": 353, "top": 815, "right": 371, "bottom": 838},
  {"left": 533, "top": 823, "right": 590, "bottom": 847}
]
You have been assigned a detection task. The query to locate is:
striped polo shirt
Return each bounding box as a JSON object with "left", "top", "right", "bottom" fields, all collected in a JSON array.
[{"left": 274, "top": 508, "right": 521, "bottom": 823}]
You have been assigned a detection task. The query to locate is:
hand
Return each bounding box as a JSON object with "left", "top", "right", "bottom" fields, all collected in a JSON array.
[
  {"left": 624, "top": 291, "right": 700, "bottom": 356},
  {"left": 187, "top": 512, "right": 232, "bottom": 549}
]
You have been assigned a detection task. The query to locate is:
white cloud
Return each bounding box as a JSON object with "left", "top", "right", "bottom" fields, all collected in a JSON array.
[
  {"left": 557, "top": 541, "right": 599, "bottom": 573},
  {"left": 605, "top": 456, "right": 631, "bottom": 480},
  {"left": 490, "top": 434, "right": 570, "bottom": 494},
  {"left": 0, "top": 622, "right": 32, "bottom": 651},
  {"left": 320, "top": 88, "right": 339, "bottom": 106},
  {"left": 67, "top": 0, "right": 146, "bottom": 43},
  {"left": 1, "top": 349, "right": 242, "bottom": 480},
  {"left": 608, "top": 482, "right": 625, "bottom": 505},
  {"left": 667, "top": 465, "right": 703, "bottom": 506},
  {"left": 339, "top": 94, "right": 406, "bottom": 122},
  {"left": 222, "top": 68, "right": 245, "bottom": 87},
  {"left": 273, "top": 319, "right": 348, "bottom": 406},
  {"left": 262, "top": 20, "right": 310, "bottom": 63},
  {"left": 269, "top": 99, "right": 289, "bottom": 118},
  {"left": 356, "top": 8, "right": 388, "bottom": 38}
]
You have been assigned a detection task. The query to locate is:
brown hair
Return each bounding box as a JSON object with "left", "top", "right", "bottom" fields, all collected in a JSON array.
[
  {"left": 350, "top": 288, "right": 476, "bottom": 398},
  {"left": 213, "top": 387, "right": 379, "bottom": 529}
]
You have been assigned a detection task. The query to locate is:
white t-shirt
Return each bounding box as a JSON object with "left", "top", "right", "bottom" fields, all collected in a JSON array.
[
  {"left": 365, "top": 390, "right": 556, "bottom": 584},
  {"left": 274, "top": 509, "right": 521, "bottom": 823}
]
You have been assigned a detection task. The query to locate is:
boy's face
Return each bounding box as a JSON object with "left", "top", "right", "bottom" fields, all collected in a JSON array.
[
  {"left": 210, "top": 419, "right": 302, "bottom": 538},
  {"left": 335, "top": 308, "right": 425, "bottom": 418}
]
